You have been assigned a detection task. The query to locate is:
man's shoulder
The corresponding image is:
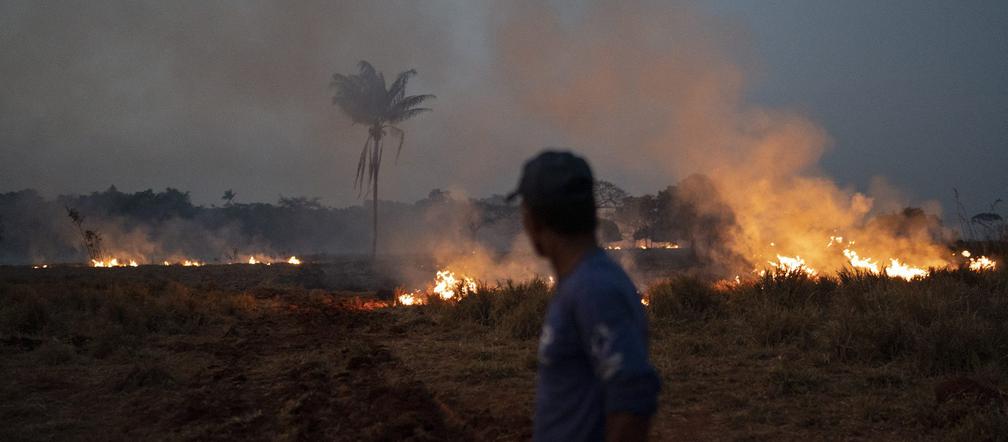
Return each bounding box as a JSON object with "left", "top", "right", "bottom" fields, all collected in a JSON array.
[{"left": 562, "top": 251, "right": 636, "bottom": 299}]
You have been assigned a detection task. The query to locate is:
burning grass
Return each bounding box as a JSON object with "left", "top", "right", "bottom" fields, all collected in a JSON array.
[
  {"left": 402, "top": 264, "right": 1008, "bottom": 439},
  {"left": 3, "top": 261, "right": 1008, "bottom": 440}
]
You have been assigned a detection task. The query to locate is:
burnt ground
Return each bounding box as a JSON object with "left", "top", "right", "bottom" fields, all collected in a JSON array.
[{"left": 0, "top": 290, "right": 487, "bottom": 441}]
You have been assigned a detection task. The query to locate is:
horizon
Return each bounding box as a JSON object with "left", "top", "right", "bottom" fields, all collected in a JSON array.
[{"left": 1, "top": 1, "right": 1005, "bottom": 217}]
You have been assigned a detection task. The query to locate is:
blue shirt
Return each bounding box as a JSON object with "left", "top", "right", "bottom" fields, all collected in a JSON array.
[{"left": 533, "top": 248, "right": 661, "bottom": 442}]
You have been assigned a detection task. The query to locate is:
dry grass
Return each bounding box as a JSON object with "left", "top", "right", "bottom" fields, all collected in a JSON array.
[
  {"left": 3, "top": 262, "right": 1008, "bottom": 440},
  {"left": 415, "top": 266, "right": 1008, "bottom": 440}
]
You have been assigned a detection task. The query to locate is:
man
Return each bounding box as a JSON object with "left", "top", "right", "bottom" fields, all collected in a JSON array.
[{"left": 507, "top": 150, "right": 661, "bottom": 442}]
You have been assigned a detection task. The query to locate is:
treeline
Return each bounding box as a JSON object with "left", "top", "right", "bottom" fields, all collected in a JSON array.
[
  {"left": 1, "top": 175, "right": 981, "bottom": 266},
  {"left": 0, "top": 187, "right": 520, "bottom": 265}
]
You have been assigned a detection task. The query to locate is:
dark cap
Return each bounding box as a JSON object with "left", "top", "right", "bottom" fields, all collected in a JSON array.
[{"left": 506, "top": 150, "right": 594, "bottom": 207}]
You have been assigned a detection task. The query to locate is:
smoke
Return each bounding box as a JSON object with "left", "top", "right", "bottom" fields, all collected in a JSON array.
[
  {"left": 0, "top": 1, "right": 969, "bottom": 274},
  {"left": 493, "top": 1, "right": 954, "bottom": 274}
]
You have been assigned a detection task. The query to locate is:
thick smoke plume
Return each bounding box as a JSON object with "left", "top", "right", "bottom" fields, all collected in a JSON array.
[
  {"left": 494, "top": 1, "right": 954, "bottom": 275},
  {"left": 1, "top": 1, "right": 967, "bottom": 276}
]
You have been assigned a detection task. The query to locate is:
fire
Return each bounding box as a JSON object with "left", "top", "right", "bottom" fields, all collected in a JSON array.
[
  {"left": 397, "top": 291, "right": 425, "bottom": 306},
  {"left": 91, "top": 258, "right": 140, "bottom": 267},
  {"left": 884, "top": 259, "right": 929, "bottom": 281},
  {"left": 287, "top": 256, "right": 302, "bottom": 265},
  {"left": 248, "top": 256, "right": 259, "bottom": 265},
  {"left": 768, "top": 255, "right": 817, "bottom": 276},
  {"left": 159, "top": 259, "right": 203, "bottom": 266},
  {"left": 32, "top": 264, "right": 48, "bottom": 269},
  {"left": 969, "top": 255, "right": 996, "bottom": 272},
  {"left": 395, "top": 269, "right": 479, "bottom": 306},
  {"left": 842, "top": 249, "right": 880, "bottom": 273},
  {"left": 89, "top": 258, "right": 139, "bottom": 267},
  {"left": 761, "top": 235, "right": 998, "bottom": 281},
  {"left": 432, "top": 270, "right": 477, "bottom": 301},
  {"left": 92, "top": 258, "right": 116, "bottom": 267}
]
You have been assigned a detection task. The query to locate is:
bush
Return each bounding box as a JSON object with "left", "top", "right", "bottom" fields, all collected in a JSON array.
[
  {"left": 745, "top": 300, "right": 821, "bottom": 348},
  {"left": 439, "top": 278, "right": 552, "bottom": 339},
  {"left": 647, "top": 276, "right": 721, "bottom": 321},
  {"left": 825, "top": 306, "right": 914, "bottom": 363},
  {"left": 0, "top": 285, "right": 49, "bottom": 335},
  {"left": 748, "top": 269, "right": 834, "bottom": 309}
]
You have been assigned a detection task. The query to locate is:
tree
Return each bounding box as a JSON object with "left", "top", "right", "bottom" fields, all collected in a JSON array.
[
  {"left": 651, "top": 175, "right": 735, "bottom": 260},
  {"left": 331, "top": 61, "right": 434, "bottom": 258},
  {"left": 222, "top": 189, "right": 236, "bottom": 206},
  {"left": 278, "top": 195, "right": 323, "bottom": 210},
  {"left": 598, "top": 218, "right": 622, "bottom": 243},
  {"left": 65, "top": 206, "right": 104, "bottom": 263},
  {"left": 595, "top": 180, "right": 628, "bottom": 210},
  {"left": 615, "top": 194, "right": 658, "bottom": 244}
]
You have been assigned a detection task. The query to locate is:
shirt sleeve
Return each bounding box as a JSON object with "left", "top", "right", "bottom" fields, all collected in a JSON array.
[{"left": 572, "top": 280, "right": 661, "bottom": 416}]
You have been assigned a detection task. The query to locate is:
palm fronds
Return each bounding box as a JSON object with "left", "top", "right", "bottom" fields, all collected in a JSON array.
[{"left": 330, "top": 60, "right": 434, "bottom": 256}]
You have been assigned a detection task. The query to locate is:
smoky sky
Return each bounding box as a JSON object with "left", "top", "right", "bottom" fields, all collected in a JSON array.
[{"left": 1, "top": 0, "right": 1005, "bottom": 217}]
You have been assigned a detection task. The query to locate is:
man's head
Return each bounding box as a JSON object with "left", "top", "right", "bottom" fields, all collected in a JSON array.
[{"left": 508, "top": 150, "right": 598, "bottom": 257}]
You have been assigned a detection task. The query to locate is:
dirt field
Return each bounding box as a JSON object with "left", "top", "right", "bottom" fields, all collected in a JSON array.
[{"left": 2, "top": 261, "right": 1006, "bottom": 440}]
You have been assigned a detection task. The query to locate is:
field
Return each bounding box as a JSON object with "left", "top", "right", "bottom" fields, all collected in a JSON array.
[{"left": 2, "top": 256, "right": 1007, "bottom": 441}]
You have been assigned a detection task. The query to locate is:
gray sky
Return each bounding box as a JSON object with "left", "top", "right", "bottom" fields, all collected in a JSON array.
[
  {"left": 1, "top": 0, "right": 1005, "bottom": 218},
  {"left": 712, "top": 0, "right": 1008, "bottom": 217}
]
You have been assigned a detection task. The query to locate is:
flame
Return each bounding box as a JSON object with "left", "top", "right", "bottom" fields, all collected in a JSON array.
[
  {"left": 432, "top": 270, "right": 477, "bottom": 301},
  {"left": 969, "top": 256, "right": 996, "bottom": 272},
  {"left": 287, "top": 256, "right": 302, "bottom": 265},
  {"left": 182, "top": 260, "right": 203, "bottom": 267},
  {"left": 248, "top": 256, "right": 259, "bottom": 265},
  {"left": 396, "top": 269, "right": 478, "bottom": 306},
  {"left": 90, "top": 258, "right": 139, "bottom": 268},
  {"left": 32, "top": 264, "right": 48, "bottom": 269},
  {"left": 762, "top": 236, "right": 997, "bottom": 281},
  {"left": 640, "top": 297, "right": 650, "bottom": 306},
  {"left": 842, "top": 248, "right": 880, "bottom": 273},
  {"left": 768, "top": 255, "right": 817, "bottom": 276},
  {"left": 397, "top": 291, "right": 425, "bottom": 306},
  {"left": 884, "top": 259, "right": 929, "bottom": 281}
]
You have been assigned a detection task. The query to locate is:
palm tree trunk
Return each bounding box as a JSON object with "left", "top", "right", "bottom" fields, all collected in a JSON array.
[{"left": 371, "top": 132, "right": 382, "bottom": 259}]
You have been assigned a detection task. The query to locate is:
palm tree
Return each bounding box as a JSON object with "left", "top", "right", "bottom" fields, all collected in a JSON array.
[{"left": 331, "top": 61, "right": 434, "bottom": 258}]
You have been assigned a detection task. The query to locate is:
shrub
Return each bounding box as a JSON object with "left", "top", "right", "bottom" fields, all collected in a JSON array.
[
  {"left": 439, "top": 278, "right": 552, "bottom": 339},
  {"left": 744, "top": 300, "right": 821, "bottom": 348},
  {"left": 749, "top": 269, "right": 834, "bottom": 309},
  {"left": 647, "top": 276, "right": 722, "bottom": 321},
  {"left": 825, "top": 306, "right": 914, "bottom": 363}
]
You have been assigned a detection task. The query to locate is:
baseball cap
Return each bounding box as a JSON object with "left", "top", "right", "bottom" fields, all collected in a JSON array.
[{"left": 506, "top": 150, "right": 595, "bottom": 207}]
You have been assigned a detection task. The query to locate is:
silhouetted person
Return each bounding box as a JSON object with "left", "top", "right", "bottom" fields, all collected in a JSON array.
[{"left": 508, "top": 150, "right": 661, "bottom": 442}]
